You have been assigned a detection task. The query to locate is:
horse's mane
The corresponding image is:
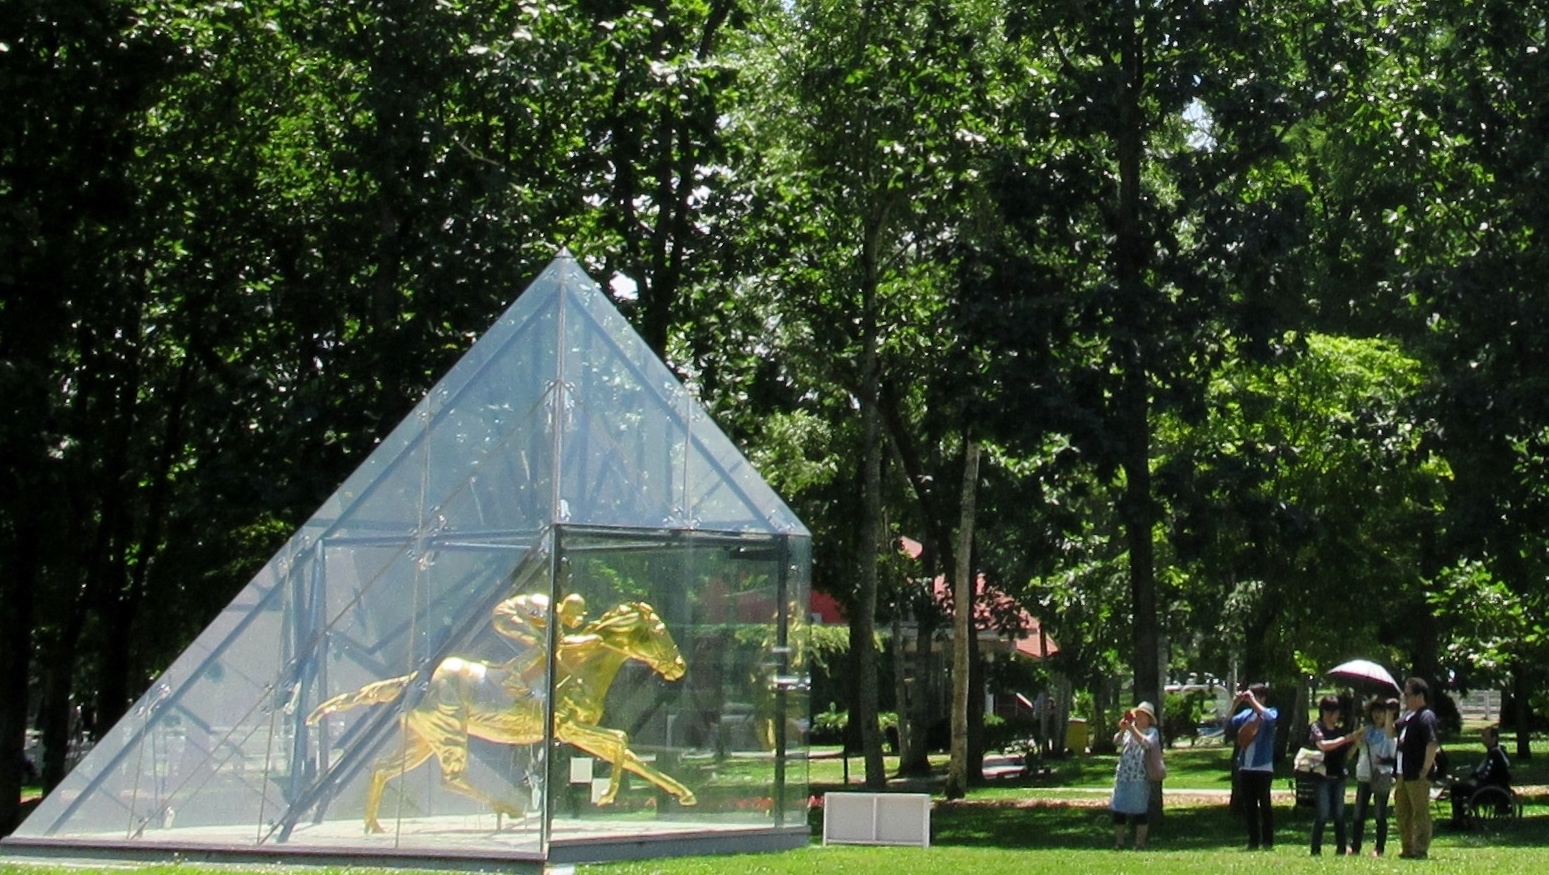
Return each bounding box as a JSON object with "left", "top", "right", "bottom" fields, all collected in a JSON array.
[{"left": 584, "top": 600, "right": 658, "bottom": 635}]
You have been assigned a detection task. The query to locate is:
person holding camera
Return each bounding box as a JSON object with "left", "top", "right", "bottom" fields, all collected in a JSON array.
[
  {"left": 1110, "top": 701, "right": 1160, "bottom": 850},
  {"left": 1229, "top": 683, "right": 1277, "bottom": 850}
]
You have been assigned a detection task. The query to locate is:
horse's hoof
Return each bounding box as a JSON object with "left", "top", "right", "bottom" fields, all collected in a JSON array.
[
  {"left": 365, "top": 821, "right": 386, "bottom": 834},
  {"left": 680, "top": 793, "right": 698, "bottom": 806}
]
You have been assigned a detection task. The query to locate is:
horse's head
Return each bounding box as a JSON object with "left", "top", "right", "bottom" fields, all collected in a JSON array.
[{"left": 592, "top": 602, "right": 687, "bottom": 681}]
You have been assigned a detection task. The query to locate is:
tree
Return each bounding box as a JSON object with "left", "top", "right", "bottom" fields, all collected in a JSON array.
[
  {"left": 1, "top": 0, "right": 189, "bottom": 824},
  {"left": 2, "top": 0, "right": 757, "bottom": 828},
  {"left": 1159, "top": 333, "right": 1447, "bottom": 689},
  {"left": 1399, "top": 0, "right": 1549, "bottom": 758},
  {"left": 945, "top": 440, "right": 979, "bottom": 798},
  {"left": 730, "top": 0, "right": 1003, "bottom": 788}
]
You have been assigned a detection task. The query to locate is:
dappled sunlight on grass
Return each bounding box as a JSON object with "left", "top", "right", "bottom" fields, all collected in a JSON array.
[
  {"left": 6, "top": 799, "right": 1549, "bottom": 875},
  {"left": 10, "top": 739, "right": 1549, "bottom": 875}
]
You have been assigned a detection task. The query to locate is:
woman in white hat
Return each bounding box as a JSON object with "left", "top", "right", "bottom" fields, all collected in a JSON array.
[{"left": 1111, "top": 701, "right": 1160, "bottom": 850}]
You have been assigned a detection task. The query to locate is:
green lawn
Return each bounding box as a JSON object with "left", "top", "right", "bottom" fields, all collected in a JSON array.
[
  {"left": 6, "top": 734, "right": 1547, "bottom": 875},
  {"left": 8, "top": 798, "right": 1549, "bottom": 875}
]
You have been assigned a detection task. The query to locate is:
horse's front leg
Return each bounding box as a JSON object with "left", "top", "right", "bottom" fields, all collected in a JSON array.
[{"left": 556, "top": 721, "right": 697, "bottom": 806}]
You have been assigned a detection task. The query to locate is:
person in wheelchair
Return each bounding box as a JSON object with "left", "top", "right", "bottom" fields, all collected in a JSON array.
[{"left": 1449, "top": 725, "right": 1511, "bottom": 826}]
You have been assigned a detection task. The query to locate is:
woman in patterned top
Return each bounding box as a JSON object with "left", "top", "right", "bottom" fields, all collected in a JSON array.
[{"left": 1110, "top": 701, "right": 1160, "bottom": 850}]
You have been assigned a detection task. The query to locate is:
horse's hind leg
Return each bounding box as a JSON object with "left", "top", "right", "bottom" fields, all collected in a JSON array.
[
  {"left": 426, "top": 738, "right": 526, "bottom": 820},
  {"left": 438, "top": 768, "right": 526, "bottom": 820},
  {"left": 411, "top": 709, "right": 526, "bottom": 821},
  {"left": 364, "top": 731, "right": 435, "bottom": 834}
]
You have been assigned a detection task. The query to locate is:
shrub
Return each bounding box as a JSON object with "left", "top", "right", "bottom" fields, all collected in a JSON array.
[
  {"left": 811, "top": 704, "right": 847, "bottom": 745},
  {"left": 807, "top": 707, "right": 900, "bottom": 748},
  {"left": 1161, "top": 689, "right": 1226, "bottom": 743}
]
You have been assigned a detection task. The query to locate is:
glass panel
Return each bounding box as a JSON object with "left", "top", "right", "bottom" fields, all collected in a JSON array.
[
  {"left": 418, "top": 297, "right": 559, "bottom": 533},
  {"left": 557, "top": 268, "right": 808, "bottom": 537},
  {"left": 684, "top": 402, "right": 807, "bottom": 534},
  {"left": 546, "top": 528, "right": 808, "bottom": 838},
  {"left": 558, "top": 293, "right": 682, "bottom": 529},
  {"left": 778, "top": 536, "right": 812, "bottom": 826},
  {"left": 300, "top": 542, "right": 552, "bottom": 854}
]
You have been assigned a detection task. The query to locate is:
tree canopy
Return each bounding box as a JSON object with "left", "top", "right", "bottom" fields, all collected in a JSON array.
[{"left": 7, "top": 0, "right": 1549, "bottom": 830}]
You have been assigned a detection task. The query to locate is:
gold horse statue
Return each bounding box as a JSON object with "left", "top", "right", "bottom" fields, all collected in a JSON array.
[{"left": 307, "top": 597, "right": 697, "bottom": 832}]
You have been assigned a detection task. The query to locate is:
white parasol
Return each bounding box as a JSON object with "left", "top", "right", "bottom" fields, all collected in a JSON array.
[{"left": 1327, "top": 658, "right": 1401, "bottom": 695}]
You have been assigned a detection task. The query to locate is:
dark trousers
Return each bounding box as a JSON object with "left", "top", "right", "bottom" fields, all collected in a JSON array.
[
  {"left": 1450, "top": 780, "right": 1490, "bottom": 823},
  {"left": 1351, "top": 778, "right": 1391, "bottom": 854},
  {"left": 1239, "top": 769, "right": 1275, "bottom": 848}
]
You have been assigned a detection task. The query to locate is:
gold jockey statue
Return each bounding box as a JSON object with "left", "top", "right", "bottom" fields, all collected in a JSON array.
[
  {"left": 308, "top": 594, "right": 697, "bottom": 833},
  {"left": 490, "top": 591, "right": 588, "bottom": 694}
]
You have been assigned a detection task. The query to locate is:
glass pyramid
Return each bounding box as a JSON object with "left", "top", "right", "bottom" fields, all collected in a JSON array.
[{"left": 7, "top": 254, "right": 812, "bottom": 867}]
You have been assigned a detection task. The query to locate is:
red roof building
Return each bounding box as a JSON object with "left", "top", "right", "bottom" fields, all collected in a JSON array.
[{"left": 898, "top": 536, "right": 1058, "bottom": 659}]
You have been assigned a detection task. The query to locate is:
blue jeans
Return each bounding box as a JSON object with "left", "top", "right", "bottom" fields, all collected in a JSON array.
[
  {"left": 1350, "top": 777, "right": 1391, "bottom": 854},
  {"left": 1312, "top": 775, "right": 1348, "bottom": 854}
]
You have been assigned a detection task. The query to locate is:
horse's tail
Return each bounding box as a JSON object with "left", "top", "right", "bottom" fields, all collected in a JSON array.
[{"left": 305, "top": 674, "right": 414, "bottom": 725}]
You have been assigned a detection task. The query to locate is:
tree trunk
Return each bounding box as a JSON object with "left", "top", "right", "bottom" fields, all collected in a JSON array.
[
  {"left": 1512, "top": 663, "right": 1532, "bottom": 761},
  {"left": 854, "top": 235, "right": 887, "bottom": 789},
  {"left": 0, "top": 510, "right": 40, "bottom": 836},
  {"left": 945, "top": 439, "right": 980, "bottom": 799},
  {"left": 891, "top": 600, "right": 909, "bottom": 760},
  {"left": 898, "top": 614, "right": 934, "bottom": 775},
  {"left": 1116, "top": 0, "right": 1161, "bottom": 722},
  {"left": 1055, "top": 674, "right": 1073, "bottom": 755},
  {"left": 1115, "top": 3, "right": 1163, "bottom": 821},
  {"left": 37, "top": 591, "right": 91, "bottom": 793},
  {"left": 967, "top": 631, "right": 985, "bottom": 783}
]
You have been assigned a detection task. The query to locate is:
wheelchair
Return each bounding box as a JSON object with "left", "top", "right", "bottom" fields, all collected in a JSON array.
[
  {"left": 1437, "top": 780, "right": 1523, "bottom": 833},
  {"left": 1461, "top": 784, "right": 1523, "bottom": 832}
]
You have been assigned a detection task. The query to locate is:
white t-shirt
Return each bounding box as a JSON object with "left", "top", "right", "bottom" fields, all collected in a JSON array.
[{"left": 1356, "top": 725, "right": 1396, "bottom": 781}]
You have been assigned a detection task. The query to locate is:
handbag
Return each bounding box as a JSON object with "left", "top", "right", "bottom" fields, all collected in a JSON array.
[
  {"left": 1237, "top": 716, "right": 1260, "bottom": 749},
  {"left": 1144, "top": 737, "right": 1167, "bottom": 782},
  {"left": 1293, "top": 746, "right": 1327, "bottom": 776}
]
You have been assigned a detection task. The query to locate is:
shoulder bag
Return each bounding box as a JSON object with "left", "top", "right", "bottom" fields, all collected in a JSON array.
[{"left": 1144, "top": 735, "right": 1167, "bottom": 782}]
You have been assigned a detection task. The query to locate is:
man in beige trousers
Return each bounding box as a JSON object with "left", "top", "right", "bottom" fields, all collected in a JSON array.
[{"left": 1393, "top": 677, "right": 1440, "bottom": 860}]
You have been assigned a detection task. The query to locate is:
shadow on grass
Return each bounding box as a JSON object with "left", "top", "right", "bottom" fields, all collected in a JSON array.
[
  {"left": 924, "top": 798, "right": 1549, "bottom": 853},
  {"left": 931, "top": 800, "right": 1242, "bottom": 851}
]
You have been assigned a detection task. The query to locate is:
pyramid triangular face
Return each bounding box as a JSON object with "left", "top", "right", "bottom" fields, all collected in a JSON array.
[
  {"left": 11, "top": 255, "right": 811, "bottom": 863},
  {"left": 316, "top": 254, "right": 804, "bottom": 538}
]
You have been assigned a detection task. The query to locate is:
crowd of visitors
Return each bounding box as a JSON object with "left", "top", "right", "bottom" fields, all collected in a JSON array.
[{"left": 1106, "top": 675, "right": 1511, "bottom": 857}]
